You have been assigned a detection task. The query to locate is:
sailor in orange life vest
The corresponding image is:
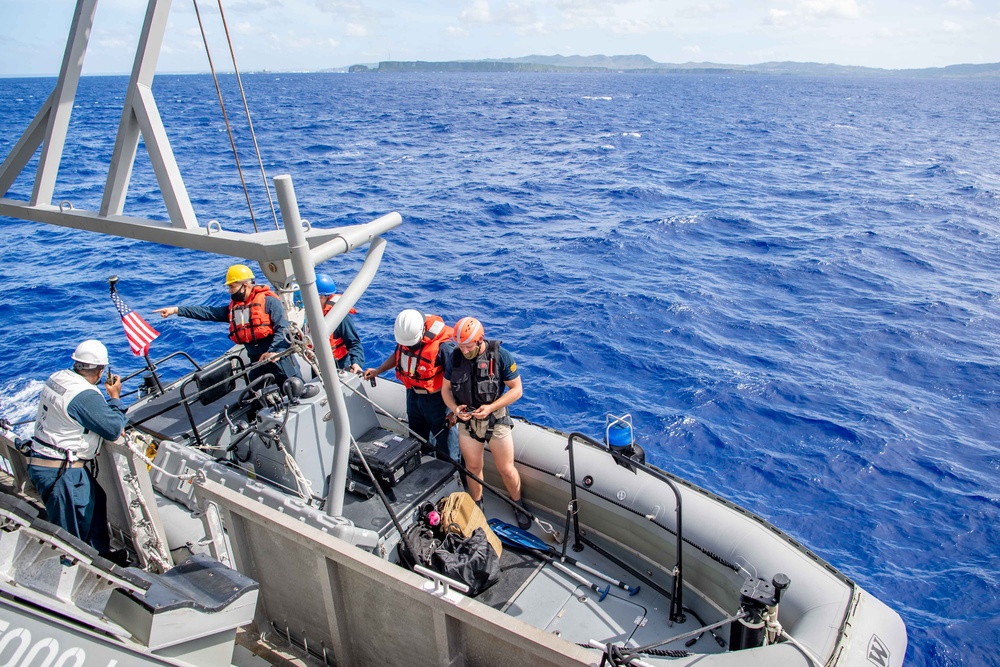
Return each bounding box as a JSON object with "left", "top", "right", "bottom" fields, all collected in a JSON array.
[
  {"left": 312, "top": 273, "right": 364, "bottom": 374},
  {"left": 440, "top": 317, "right": 531, "bottom": 529},
  {"left": 153, "top": 264, "right": 300, "bottom": 387},
  {"left": 363, "top": 310, "right": 459, "bottom": 460}
]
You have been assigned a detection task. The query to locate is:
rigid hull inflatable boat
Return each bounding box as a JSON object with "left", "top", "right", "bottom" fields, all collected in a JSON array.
[{"left": 0, "top": 1, "right": 907, "bottom": 665}]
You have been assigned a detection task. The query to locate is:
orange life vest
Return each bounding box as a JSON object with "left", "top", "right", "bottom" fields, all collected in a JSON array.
[
  {"left": 395, "top": 314, "right": 453, "bottom": 392},
  {"left": 321, "top": 298, "right": 357, "bottom": 361},
  {"left": 229, "top": 285, "right": 276, "bottom": 344}
]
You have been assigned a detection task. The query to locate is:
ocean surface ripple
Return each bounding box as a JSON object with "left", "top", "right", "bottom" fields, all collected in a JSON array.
[{"left": 2, "top": 72, "right": 999, "bottom": 666}]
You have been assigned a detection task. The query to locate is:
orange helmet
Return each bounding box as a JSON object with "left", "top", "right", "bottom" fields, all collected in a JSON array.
[{"left": 453, "top": 317, "right": 484, "bottom": 345}]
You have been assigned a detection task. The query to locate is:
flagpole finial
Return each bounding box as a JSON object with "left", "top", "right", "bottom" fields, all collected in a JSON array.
[{"left": 108, "top": 275, "right": 119, "bottom": 287}]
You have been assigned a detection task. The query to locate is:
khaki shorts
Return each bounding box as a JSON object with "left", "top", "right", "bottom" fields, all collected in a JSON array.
[{"left": 459, "top": 407, "right": 513, "bottom": 443}]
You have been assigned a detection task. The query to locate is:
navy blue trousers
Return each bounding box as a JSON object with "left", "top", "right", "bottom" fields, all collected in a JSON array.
[
  {"left": 28, "top": 465, "right": 111, "bottom": 554},
  {"left": 406, "top": 390, "right": 461, "bottom": 462}
]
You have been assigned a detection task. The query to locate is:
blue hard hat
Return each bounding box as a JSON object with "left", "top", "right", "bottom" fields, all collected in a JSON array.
[{"left": 315, "top": 273, "right": 338, "bottom": 294}]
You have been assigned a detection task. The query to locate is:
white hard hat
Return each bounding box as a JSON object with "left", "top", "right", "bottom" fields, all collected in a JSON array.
[
  {"left": 71, "top": 339, "right": 109, "bottom": 366},
  {"left": 394, "top": 309, "right": 425, "bottom": 347}
]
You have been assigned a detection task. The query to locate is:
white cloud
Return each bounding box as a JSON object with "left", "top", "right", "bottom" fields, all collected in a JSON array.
[
  {"left": 604, "top": 16, "right": 672, "bottom": 35},
  {"left": 683, "top": 44, "right": 703, "bottom": 58},
  {"left": 944, "top": 0, "right": 973, "bottom": 9},
  {"left": 765, "top": 0, "right": 861, "bottom": 28},
  {"left": 942, "top": 20, "right": 964, "bottom": 32},
  {"left": 799, "top": 0, "right": 861, "bottom": 20},
  {"left": 95, "top": 37, "right": 131, "bottom": 51},
  {"left": 308, "top": 0, "right": 367, "bottom": 15},
  {"left": 676, "top": 2, "right": 732, "bottom": 19},
  {"left": 345, "top": 23, "right": 369, "bottom": 37},
  {"left": 461, "top": 0, "right": 492, "bottom": 23},
  {"left": 766, "top": 8, "right": 794, "bottom": 26}
]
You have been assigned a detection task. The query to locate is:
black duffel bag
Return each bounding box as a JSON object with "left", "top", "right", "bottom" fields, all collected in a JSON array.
[{"left": 428, "top": 527, "right": 500, "bottom": 596}]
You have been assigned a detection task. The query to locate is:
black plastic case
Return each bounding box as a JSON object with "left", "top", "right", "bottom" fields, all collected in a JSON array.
[{"left": 349, "top": 427, "right": 421, "bottom": 488}]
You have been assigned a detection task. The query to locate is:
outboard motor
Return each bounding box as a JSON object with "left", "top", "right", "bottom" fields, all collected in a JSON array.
[
  {"left": 730, "top": 573, "right": 791, "bottom": 650},
  {"left": 605, "top": 414, "right": 645, "bottom": 470}
]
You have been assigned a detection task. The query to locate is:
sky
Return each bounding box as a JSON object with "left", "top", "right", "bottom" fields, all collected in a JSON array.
[{"left": 1, "top": 0, "right": 998, "bottom": 77}]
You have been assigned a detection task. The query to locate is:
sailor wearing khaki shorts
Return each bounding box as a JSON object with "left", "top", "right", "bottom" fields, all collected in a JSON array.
[{"left": 442, "top": 317, "right": 530, "bottom": 529}]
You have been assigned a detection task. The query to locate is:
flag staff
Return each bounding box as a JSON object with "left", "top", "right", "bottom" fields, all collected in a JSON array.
[{"left": 108, "top": 275, "right": 163, "bottom": 394}]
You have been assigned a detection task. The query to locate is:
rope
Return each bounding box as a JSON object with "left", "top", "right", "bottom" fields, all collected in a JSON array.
[
  {"left": 191, "top": 0, "right": 260, "bottom": 232},
  {"left": 765, "top": 615, "right": 825, "bottom": 667},
  {"left": 124, "top": 430, "right": 198, "bottom": 482},
  {"left": 280, "top": 440, "right": 313, "bottom": 501},
  {"left": 285, "top": 322, "right": 322, "bottom": 379},
  {"left": 214, "top": 0, "right": 279, "bottom": 230}
]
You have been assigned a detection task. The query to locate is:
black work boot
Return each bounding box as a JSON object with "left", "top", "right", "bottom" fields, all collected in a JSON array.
[
  {"left": 475, "top": 497, "right": 485, "bottom": 514},
  {"left": 515, "top": 498, "right": 531, "bottom": 530}
]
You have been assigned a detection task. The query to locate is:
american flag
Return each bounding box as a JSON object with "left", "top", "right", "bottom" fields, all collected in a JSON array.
[{"left": 110, "top": 288, "right": 160, "bottom": 356}]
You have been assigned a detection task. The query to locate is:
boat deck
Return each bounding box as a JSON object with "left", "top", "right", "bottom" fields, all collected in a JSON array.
[
  {"left": 1, "top": 453, "right": 729, "bottom": 665},
  {"left": 475, "top": 494, "right": 728, "bottom": 657}
]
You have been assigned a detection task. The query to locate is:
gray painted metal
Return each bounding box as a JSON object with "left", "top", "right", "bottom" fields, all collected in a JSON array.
[
  {"left": 195, "top": 478, "right": 599, "bottom": 667},
  {"left": 101, "top": 0, "right": 196, "bottom": 227},
  {"left": 0, "top": 597, "right": 186, "bottom": 667},
  {"left": 277, "top": 173, "right": 401, "bottom": 516}
]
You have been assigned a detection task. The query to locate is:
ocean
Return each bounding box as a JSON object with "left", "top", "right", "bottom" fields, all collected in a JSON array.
[{"left": 1, "top": 71, "right": 998, "bottom": 666}]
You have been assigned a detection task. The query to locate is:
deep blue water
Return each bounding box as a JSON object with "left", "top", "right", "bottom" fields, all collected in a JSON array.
[{"left": 2, "top": 72, "right": 999, "bottom": 666}]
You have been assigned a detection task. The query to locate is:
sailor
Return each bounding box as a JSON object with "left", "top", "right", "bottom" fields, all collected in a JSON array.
[
  {"left": 363, "top": 310, "right": 459, "bottom": 460},
  {"left": 314, "top": 273, "right": 365, "bottom": 374},
  {"left": 153, "top": 264, "right": 300, "bottom": 388},
  {"left": 28, "top": 340, "right": 127, "bottom": 555},
  {"left": 441, "top": 317, "right": 530, "bottom": 529}
]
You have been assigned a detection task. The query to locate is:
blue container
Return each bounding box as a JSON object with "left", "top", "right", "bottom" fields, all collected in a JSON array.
[{"left": 607, "top": 422, "right": 633, "bottom": 448}]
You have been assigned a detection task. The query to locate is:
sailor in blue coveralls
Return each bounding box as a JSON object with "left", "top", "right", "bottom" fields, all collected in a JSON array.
[{"left": 28, "top": 339, "right": 127, "bottom": 555}]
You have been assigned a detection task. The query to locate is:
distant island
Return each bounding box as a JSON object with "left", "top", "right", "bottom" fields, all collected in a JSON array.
[{"left": 337, "top": 54, "right": 1000, "bottom": 78}]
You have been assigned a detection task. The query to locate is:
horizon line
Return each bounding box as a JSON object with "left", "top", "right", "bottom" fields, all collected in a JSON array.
[{"left": 4, "top": 57, "right": 999, "bottom": 79}]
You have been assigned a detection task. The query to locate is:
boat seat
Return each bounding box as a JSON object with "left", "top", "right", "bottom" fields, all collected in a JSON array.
[
  {"left": 105, "top": 553, "right": 259, "bottom": 651},
  {"left": 128, "top": 361, "right": 250, "bottom": 443},
  {"left": 118, "top": 553, "right": 258, "bottom": 614},
  {"left": 192, "top": 361, "right": 239, "bottom": 406},
  {"left": 1, "top": 489, "right": 151, "bottom": 592},
  {"left": 0, "top": 489, "right": 40, "bottom": 523}
]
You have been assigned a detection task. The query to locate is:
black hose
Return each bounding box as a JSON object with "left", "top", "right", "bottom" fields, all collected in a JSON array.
[{"left": 349, "top": 437, "right": 418, "bottom": 567}]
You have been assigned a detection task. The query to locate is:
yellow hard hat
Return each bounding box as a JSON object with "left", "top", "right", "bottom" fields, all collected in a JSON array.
[{"left": 225, "top": 264, "right": 255, "bottom": 285}]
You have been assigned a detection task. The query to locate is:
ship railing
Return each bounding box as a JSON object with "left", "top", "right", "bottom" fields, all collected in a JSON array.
[
  {"left": 127, "top": 353, "right": 265, "bottom": 447},
  {"left": 565, "top": 432, "right": 686, "bottom": 623}
]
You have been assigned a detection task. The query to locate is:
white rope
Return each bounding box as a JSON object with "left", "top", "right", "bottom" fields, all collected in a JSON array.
[
  {"left": 285, "top": 322, "right": 322, "bottom": 378},
  {"left": 764, "top": 615, "right": 825, "bottom": 667},
  {"left": 124, "top": 431, "right": 198, "bottom": 482},
  {"left": 116, "top": 431, "right": 175, "bottom": 571},
  {"left": 281, "top": 444, "right": 313, "bottom": 501}
]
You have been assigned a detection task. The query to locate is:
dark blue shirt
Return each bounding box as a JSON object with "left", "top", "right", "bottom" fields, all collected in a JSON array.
[
  {"left": 66, "top": 388, "right": 128, "bottom": 441},
  {"left": 334, "top": 314, "right": 365, "bottom": 369},
  {"left": 177, "top": 294, "right": 291, "bottom": 362},
  {"left": 444, "top": 342, "right": 517, "bottom": 382}
]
